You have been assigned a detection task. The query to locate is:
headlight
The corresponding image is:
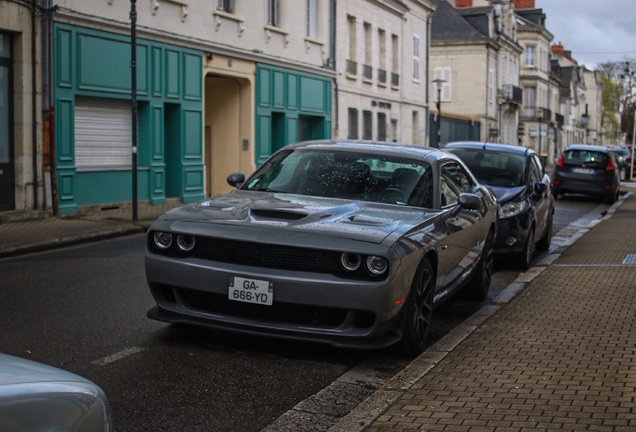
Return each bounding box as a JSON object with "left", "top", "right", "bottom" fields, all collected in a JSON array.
[
  {"left": 340, "top": 253, "right": 361, "bottom": 271},
  {"left": 498, "top": 200, "right": 528, "bottom": 219},
  {"left": 366, "top": 256, "right": 388, "bottom": 275},
  {"left": 177, "top": 235, "right": 196, "bottom": 252},
  {"left": 153, "top": 232, "right": 173, "bottom": 249}
]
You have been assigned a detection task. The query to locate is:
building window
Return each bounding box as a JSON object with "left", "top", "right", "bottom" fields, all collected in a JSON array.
[
  {"left": 363, "top": 111, "right": 372, "bottom": 140},
  {"left": 377, "top": 112, "right": 387, "bottom": 141},
  {"left": 306, "top": 0, "right": 316, "bottom": 39},
  {"left": 413, "top": 34, "right": 420, "bottom": 82},
  {"left": 525, "top": 45, "right": 535, "bottom": 68},
  {"left": 524, "top": 86, "right": 536, "bottom": 117},
  {"left": 348, "top": 108, "right": 359, "bottom": 139},
  {"left": 434, "top": 67, "right": 451, "bottom": 102},
  {"left": 267, "top": 0, "right": 279, "bottom": 27},
  {"left": 378, "top": 29, "right": 386, "bottom": 72},
  {"left": 216, "top": 0, "right": 234, "bottom": 13}
]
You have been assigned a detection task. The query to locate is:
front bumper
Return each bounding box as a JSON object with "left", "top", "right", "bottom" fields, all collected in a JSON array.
[{"left": 493, "top": 213, "right": 531, "bottom": 255}]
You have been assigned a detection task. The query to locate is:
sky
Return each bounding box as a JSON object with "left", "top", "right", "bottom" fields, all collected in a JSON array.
[{"left": 535, "top": 0, "right": 636, "bottom": 70}]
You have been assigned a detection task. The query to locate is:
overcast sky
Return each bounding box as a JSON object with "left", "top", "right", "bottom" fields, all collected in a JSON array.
[{"left": 535, "top": 0, "right": 636, "bottom": 70}]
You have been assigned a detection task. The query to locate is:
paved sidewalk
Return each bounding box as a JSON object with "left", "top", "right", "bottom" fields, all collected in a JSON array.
[
  {"left": 0, "top": 200, "right": 181, "bottom": 258},
  {"left": 327, "top": 190, "right": 636, "bottom": 432}
]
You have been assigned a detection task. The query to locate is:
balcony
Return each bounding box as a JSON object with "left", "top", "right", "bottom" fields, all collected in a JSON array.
[
  {"left": 346, "top": 60, "right": 357, "bottom": 76},
  {"left": 502, "top": 85, "right": 523, "bottom": 104},
  {"left": 555, "top": 113, "right": 564, "bottom": 126},
  {"left": 363, "top": 64, "right": 373, "bottom": 80},
  {"left": 378, "top": 69, "right": 386, "bottom": 84},
  {"left": 580, "top": 115, "right": 590, "bottom": 127},
  {"left": 391, "top": 72, "right": 399, "bottom": 87},
  {"left": 522, "top": 106, "right": 552, "bottom": 121}
]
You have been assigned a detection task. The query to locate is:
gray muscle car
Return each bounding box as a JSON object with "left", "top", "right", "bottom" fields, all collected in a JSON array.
[{"left": 145, "top": 140, "right": 497, "bottom": 356}]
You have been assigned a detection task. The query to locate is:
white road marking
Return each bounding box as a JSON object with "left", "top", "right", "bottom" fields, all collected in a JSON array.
[{"left": 92, "top": 346, "right": 145, "bottom": 366}]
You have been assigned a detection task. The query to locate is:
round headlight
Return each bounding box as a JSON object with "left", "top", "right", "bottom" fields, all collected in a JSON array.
[
  {"left": 366, "top": 256, "right": 388, "bottom": 275},
  {"left": 177, "top": 235, "right": 196, "bottom": 252},
  {"left": 340, "top": 252, "right": 361, "bottom": 271},
  {"left": 153, "top": 232, "right": 173, "bottom": 250}
]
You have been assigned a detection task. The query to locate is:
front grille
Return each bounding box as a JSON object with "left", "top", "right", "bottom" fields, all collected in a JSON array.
[{"left": 176, "top": 287, "right": 366, "bottom": 328}]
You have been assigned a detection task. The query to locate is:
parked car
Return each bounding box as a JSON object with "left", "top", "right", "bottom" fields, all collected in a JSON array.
[
  {"left": 553, "top": 144, "right": 621, "bottom": 204},
  {"left": 0, "top": 352, "right": 113, "bottom": 432},
  {"left": 613, "top": 146, "right": 630, "bottom": 170},
  {"left": 145, "top": 140, "right": 497, "bottom": 356},
  {"left": 443, "top": 142, "right": 554, "bottom": 270}
]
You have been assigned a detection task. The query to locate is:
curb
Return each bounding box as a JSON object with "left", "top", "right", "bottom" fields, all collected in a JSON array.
[{"left": 262, "top": 191, "right": 632, "bottom": 432}]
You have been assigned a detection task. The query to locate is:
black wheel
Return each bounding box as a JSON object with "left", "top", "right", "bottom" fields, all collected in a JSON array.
[
  {"left": 606, "top": 188, "right": 618, "bottom": 204},
  {"left": 536, "top": 213, "right": 553, "bottom": 251},
  {"left": 466, "top": 229, "right": 494, "bottom": 301},
  {"left": 398, "top": 259, "right": 435, "bottom": 357},
  {"left": 514, "top": 227, "right": 535, "bottom": 271}
]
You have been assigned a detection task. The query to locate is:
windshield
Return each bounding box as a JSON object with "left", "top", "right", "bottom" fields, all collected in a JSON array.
[
  {"left": 446, "top": 148, "right": 527, "bottom": 187},
  {"left": 243, "top": 149, "right": 434, "bottom": 207}
]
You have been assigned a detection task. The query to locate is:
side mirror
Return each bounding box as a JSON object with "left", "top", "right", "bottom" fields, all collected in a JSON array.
[
  {"left": 227, "top": 172, "right": 245, "bottom": 188},
  {"left": 458, "top": 193, "right": 481, "bottom": 210},
  {"left": 534, "top": 182, "right": 548, "bottom": 195}
]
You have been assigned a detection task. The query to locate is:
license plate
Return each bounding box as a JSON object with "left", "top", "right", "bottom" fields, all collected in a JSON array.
[
  {"left": 229, "top": 277, "right": 273, "bottom": 306},
  {"left": 573, "top": 167, "right": 595, "bottom": 174}
]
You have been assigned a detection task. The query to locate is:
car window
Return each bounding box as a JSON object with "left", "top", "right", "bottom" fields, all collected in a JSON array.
[
  {"left": 531, "top": 154, "right": 545, "bottom": 177},
  {"left": 244, "top": 149, "right": 434, "bottom": 208},
  {"left": 563, "top": 150, "right": 608, "bottom": 165},
  {"left": 440, "top": 162, "right": 471, "bottom": 207},
  {"left": 445, "top": 148, "right": 526, "bottom": 187},
  {"left": 529, "top": 157, "right": 541, "bottom": 185}
]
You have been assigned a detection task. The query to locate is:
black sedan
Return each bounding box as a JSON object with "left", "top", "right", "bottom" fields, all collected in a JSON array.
[
  {"left": 145, "top": 140, "right": 497, "bottom": 356},
  {"left": 444, "top": 142, "right": 554, "bottom": 270}
]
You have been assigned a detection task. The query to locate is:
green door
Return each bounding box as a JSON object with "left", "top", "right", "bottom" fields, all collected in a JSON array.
[{"left": 0, "top": 34, "right": 14, "bottom": 211}]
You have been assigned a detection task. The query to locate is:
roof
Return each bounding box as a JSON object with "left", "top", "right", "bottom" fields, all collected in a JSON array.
[
  {"left": 443, "top": 141, "right": 535, "bottom": 156},
  {"left": 564, "top": 144, "right": 613, "bottom": 153},
  {"left": 430, "top": 0, "right": 488, "bottom": 42}
]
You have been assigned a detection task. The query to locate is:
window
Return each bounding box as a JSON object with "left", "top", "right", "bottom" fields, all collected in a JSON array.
[
  {"left": 524, "top": 86, "right": 536, "bottom": 117},
  {"left": 348, "top": 108, "right": 359, "bottom": 139},
  {"left": 391, "top": 34, "right": 399, "bottom": 72},
  {"left": 413, "top": 34, "right": 420, "bottom": 81},
  {"left": 347, "top": 16, "right": 356, "bottom": 61},
  {"left": 434, "top": 67, "right": 451, "bottom": 102},
  {"left": 440, "top": 162, "right": 474, "bottom": 206},
  {"left": 377, "top": 112, "right": 387, "bottom": 141},
  {"left": 306, "top": 0, "right": 316, "bottom": 39},
  {"left": 216, "top": 0, "right": 234, "bottom": 13},
  {"left": 364, "top": 22, "right": 372, "bottom": 65},
  {"left": 525, "top": 45, "right": 535, "bottom": 68},
  {"left": 488, "top": 68, "right": 494, "bottom": 104},
  {"left": 363, "top": 111, "right": 372, "bottom": 140},
  {"left": 267, "top": 0, "right": 279, "bottom": 27},
  {"left": 378, "top": 29, "right": 386, "bottom": 71}
]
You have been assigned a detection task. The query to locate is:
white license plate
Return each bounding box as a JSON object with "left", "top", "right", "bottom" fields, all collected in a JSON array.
[
  {"left": 229, "top": 277, "right": 273, "bottom": 306},
  {"left": 573, "top": 167, "right": 595, "bottom": 174}
]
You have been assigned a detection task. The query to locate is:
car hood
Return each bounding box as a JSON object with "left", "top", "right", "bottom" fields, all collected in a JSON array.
[
  {"left": 154, "top": 191, "right": 435, "bottom": 245},
  {"left": 488, "top": 186, "right": 526, "bottom": 204},
  {"left": 0, "top": 353, "right": 89, "bottom": 387}
]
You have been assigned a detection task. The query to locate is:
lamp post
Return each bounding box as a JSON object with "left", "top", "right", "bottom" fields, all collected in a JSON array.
[{"left": 433, "top": 78, "right": 446, "bottom": 148}]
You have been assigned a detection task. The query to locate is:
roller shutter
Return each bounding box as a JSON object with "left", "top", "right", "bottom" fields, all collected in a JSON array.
[{"left": 75, "top": 97, "right": 132, "bottom": 171}]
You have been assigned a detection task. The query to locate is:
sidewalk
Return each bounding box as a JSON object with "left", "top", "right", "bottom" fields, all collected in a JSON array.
[
  {"left": 0, "top": 200, "right": 181, "bottom": 258},
  {"left": 327, "top": 186, "right": 636, "bottom": 432}
]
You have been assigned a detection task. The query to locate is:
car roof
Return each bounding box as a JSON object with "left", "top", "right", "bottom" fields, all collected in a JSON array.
[
  {"left": 443, "top": 141, "right": 534, "bottom": 157},
  {"left": 564, "top": 144, "right": 613, "bottom": 152},
  {"left": 283, "top": 139, "right": 460, "bottom": 163}
]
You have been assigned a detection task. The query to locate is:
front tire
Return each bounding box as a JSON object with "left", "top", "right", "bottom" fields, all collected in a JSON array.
[
  {"left": 398, "top": 258, "right": 435, "bottom": 357},
  {"left": 514, "top": 227, "right": 535, "bottom": 271},
  {"left": 466, "top": 229, "right": 494, "bottom": 301}
]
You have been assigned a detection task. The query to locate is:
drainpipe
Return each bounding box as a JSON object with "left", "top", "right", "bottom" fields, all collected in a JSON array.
[
  {"left": 43, "top": 0, "right": 58, "bottom": 214},
  {"left": 330, "top": 0, "right": 338, "bottom": 136},
  {"left": 425, "top": 13, "right": 431, "bottom": 146},
  {"left": 31, "top": 0, "right": 38, "bottom": 210},
  {"left": 485, "top": 45, "right": 490, "bottom": 142}
]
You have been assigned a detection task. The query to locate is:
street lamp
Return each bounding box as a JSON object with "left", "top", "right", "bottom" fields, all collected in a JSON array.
[{"left": 433, "top": 78, "right": 446, "bottom": 148}]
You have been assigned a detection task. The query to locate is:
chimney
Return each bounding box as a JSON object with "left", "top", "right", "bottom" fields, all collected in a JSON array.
[
  {"left": 455, "top": 0, "right": 473, "bottom": 7},
  {"left": 511, "top": 0, "right": 535, "bottom": 9},
  {"left": 551, "top": 41, "right": 565, "bottom": 56}
]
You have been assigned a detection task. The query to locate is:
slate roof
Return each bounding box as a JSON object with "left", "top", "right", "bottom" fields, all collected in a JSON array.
[{"left": 430, "top": 0, "right": 488, "bottom": 42}]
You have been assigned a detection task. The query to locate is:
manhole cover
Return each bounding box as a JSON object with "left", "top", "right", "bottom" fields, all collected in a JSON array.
[{"left": 623, "top": 254, "right": 636, "bottom": 264}]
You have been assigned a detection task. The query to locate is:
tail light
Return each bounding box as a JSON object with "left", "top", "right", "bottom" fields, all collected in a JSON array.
[
  {"left": 606, "top": 158, "right": 616, "bottom": 172},
  {"left": 556, "top": 155, "right": 564, "bottom": 168}
]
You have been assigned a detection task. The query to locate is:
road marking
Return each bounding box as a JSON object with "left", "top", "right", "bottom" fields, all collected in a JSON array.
[{"left": 92, "top": 346, "right": 145, "bottom": 366}]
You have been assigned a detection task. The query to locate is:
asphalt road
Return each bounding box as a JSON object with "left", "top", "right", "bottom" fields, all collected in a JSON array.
[{"left": 0, "top": 196, "right": 611, "bottom": 431}]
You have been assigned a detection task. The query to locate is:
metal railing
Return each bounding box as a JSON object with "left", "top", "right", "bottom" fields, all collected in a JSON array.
[
  {"left": 391, "top": 72, "right": 399, "bottom": 87},
  {"left": 346, "top": 60, "right": 357, "bottom": 75},
  {"left": 523, "top": 106, "right": 552, "bottom": 121},
  {"left": 378, "top": 69, "right": 386, "bottom": 84},
  {"left": 502, "top": 85, "right": 523, "bottom": 104},
  {"left": 363, "top": 64, "right": 372, "bottom": 80}
]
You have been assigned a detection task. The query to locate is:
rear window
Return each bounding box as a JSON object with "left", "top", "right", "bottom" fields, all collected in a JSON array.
[{"left": 563, "top": 150, "right": 608, "bottom": 164}]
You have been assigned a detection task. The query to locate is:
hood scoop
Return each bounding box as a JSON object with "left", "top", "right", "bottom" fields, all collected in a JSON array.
[
  {"left": 345, "top": 215, "right": 391, "bottom": 226},
  {"left": 250, "top": 209, "right": 309, "bottom": 221}
]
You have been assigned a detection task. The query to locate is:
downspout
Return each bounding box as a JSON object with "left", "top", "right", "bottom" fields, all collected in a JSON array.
[
  {"left": 485, "top": 44, "right": 490, "bottom": 141},
  {"left": 425, "top": 13, "right": 431, "bottom": 146},
  {"left": 43, "top": 0, "right": 58, "bottom": 214},
  {"left": 330, "top": 0, "right": 338, "bottom": 136},
  {"left": 31, "top": 0, "right": 38, "bottom": 210}
]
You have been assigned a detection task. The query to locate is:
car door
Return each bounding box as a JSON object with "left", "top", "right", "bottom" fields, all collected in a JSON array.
[
  {"left": 529, "top": 154, "right": 550, "bottom": 238},
  {"left": 436, "top": 162, "right": 481, "bottom": 292}
]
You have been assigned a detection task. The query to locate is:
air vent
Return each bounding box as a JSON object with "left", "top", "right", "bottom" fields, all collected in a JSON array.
[{"left": 250, "top": 209, "right": 307, "bottom": 221}]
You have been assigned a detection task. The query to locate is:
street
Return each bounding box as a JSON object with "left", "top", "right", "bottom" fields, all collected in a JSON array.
[{"left": 0, "top": 197, "right": 612, "bottom": 431}]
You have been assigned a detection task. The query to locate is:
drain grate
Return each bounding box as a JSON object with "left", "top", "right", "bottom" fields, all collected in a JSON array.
[{"left": 622, "top": 254, "right": 636, "bottom": 265}]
